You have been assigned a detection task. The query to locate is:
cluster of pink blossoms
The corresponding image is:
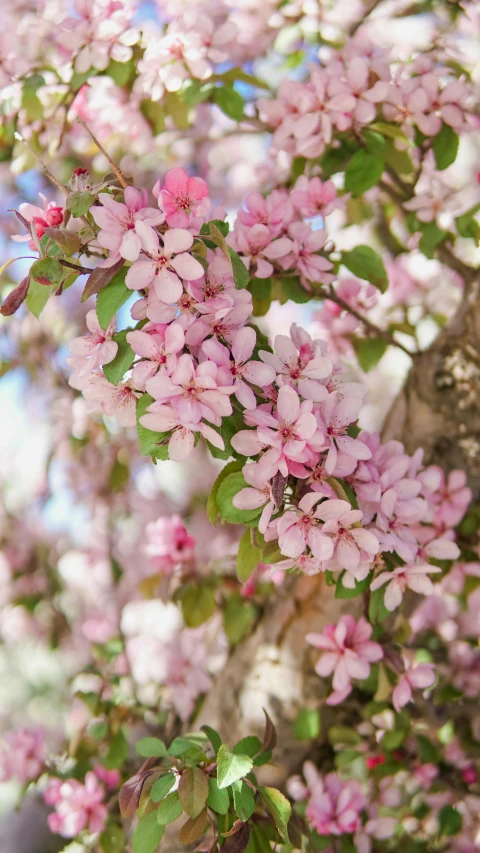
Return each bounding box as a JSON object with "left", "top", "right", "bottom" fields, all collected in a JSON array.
[
  {"left": 258, "top": 41, "right": 476, "bottom": 159},
  {"left": 44, "top": 766, "right": 119, "bottom": 838},
  {"left": 0, "top": 727, "right": 46, "bottom": 785}
]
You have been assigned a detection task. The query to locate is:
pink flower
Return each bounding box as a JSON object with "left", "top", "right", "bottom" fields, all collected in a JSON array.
[
  {"left": 163, "top": 629, "right": 212, "bottom": 720},
  {"left": 154, "top": 167, "right": 210, "bottom": 228},
  {"left": 320, "top": 507, "right": 379, "bottom": 573},
  {"left": 0, "top": 727, "right": 46, "bottom": 785},
  {"left": 145, "top": 515, "right": 196, "bottom": 573},
  {"left": 12, "top": 195, "right": 64, "bottom": 250},
  {"left": 228, "top": 224, "right": 292, "bottom": 279},
  {"left": 259, "top": 328, "right": 332, "bottom": 402},
  {"left": 277, "top": 495, "right": 350, "bottom": 562},
  {"left": 316, "top": 391, "right": 372, "bottom": 474},
  {"left": 125, "top": 225, "right": 204, "bottom": 299},
  {"left": 370, "top": 563, "right": 442, "bottom": 611},
  {"left": 303, "top": 767, "right": 367, "bottom": 835},
  {"left": 45, "top": 772, "right": 108, "bottom": 838},
  {"left": 392, "top": 661, "right": 436, "bottom": 711},
  {"left": 93, "top": 765, "right": 121, "bottom": 790},
  {"left": 373, "top": 487, "right": 427, "bottom": 563},
  {"left": 127, "top": 322, "right": 184, "bottom": 391},
  {"left": 202, "top": 326, "right": 275, "bottom": 409},
  {"left": 291, "top": 176, "right": 339, "bottom": 218},
  {"left": 90, "top": 187, "right": 164, "bottom": 263},
  {"left": 139, "top": 404, "right": 225, "bottom": 461},
  {"left": 68, "top": 309, "right": 118, "bottom": 380},
  {"left": 82, "top": 375, "right": 139, "bottom": 427},
  {"left": 145, "top": 354, "right": 234, "bottom": 425},
  {"left": 307, "top": 615, "right": 383, "bottom": 705},
  {"left": 279, "top": 222, "right": 334, "bottom": 285},
  {"left": 421, "top": 467, "right": 472, "bottom": 528},
  {"left": 233, "top": 463, "right": 277, "bottom": 534}
]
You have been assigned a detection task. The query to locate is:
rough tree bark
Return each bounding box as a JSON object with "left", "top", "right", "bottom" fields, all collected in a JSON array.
[{"left": 197, "top": 254, "right": 480, "bottom": 787}]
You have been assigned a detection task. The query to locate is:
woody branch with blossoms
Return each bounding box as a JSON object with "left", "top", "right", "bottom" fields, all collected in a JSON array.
[{"left": 0, "top": 1, "right": 480, "bottom": 852}]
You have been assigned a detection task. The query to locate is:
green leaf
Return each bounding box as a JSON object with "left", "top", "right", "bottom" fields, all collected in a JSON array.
[
  {"left": 167, "top": 737, "right": 207, "bottom": 762},
  {"left": 164, "top": 91, "right": 190, "bottom": 130},
  {"left": 363, "top": 130, "right": 386, "bottom": 157},
  {"left": 294, "top": 708, "right": 321, "bottom": 740},
  {"left": 232, "top": 781, "right": 255, "bottom": 822},
  {"left": 433, "top": 123, "right": 459, "bottom": 171},
  {"left": 369, "top": 586, "right": 390, "bottom": 624},
  {"left": 228, "top": 247, "right": 249, "bottom": 289},
  {"left": 217, "top": 745, "right": 253, "bottom": 789},
  {"left": 335, "top": 570, "right": 373, "bottom": 599},
  {"left": 260, "top": 787, "right": 291, "bottom": 843},
  {"left": 66, "top": 190, "right": 95, "bottom": 217},
  {"left": 384, "top": 139, "right": 414, "bottom": 176},
  {"left": 200, "top": 220, "right": 230, "bottom": 238},
  {"left": 341, "top": 246, "right": 388, "bottom": 292},
  {"left": 344, "top": 150, "right": 385, "bottom": 197},
  {"left": 178, "top": 809, "right": 208, "bottom": 845},
  {"left": 81, "top": 258, "right": 125, "bottom": 302},
  {"left": 103, "top": 330, "right": 135, "bottom": 385},
  {"left": 418, "top": 221, "right": 446, "bottom": 258},
  {"left": 236, "top": 529, "right": 262, "bottom": 582},
  {"left": 136, "top": 393, "right": 170, "bottom": 460},
  {"left": 100, "top": 823, "right": 125, "bottom": 853},
  {"left": 223, "top": 594, "right": 256, "bottom": 645},
  {"left": 217, "top": 472, "right": 262, "bottom": 524},
  {"left": 201, "top": 725, "right": 222, "bottom": 756},
  {"left": 136, "top": 737, "right": 167, "bottom": 758},
  {"left": 151, "top": 772, "right": 176, "bottom": 802},
  {"left": 43, "top": 227, "right": 81, "bottom": 256},
  {"left": 213, "top": 86, "right": 245, "bottom": 121},
  {"left": 207, "top": 461, "right": 244, "bottom": 524},
  {"left": 179, "top": 583, "right": 216, "bottom": 628},
  {"left": 233, "top": 737, "right": 262, "bottom": 757},
  {"left": 26, "top": 279, "right": 54, "bottom": 318},
  {"left": 178, "top": 767, "right": 209, "bottom": 818},
  {"left": 382, "top": 729, "right": 406, "bottom": 750},
  {"left": 353, "top": 338, "right": 388, "bottom": 372},
  {"left": 438, "top": 804, "right": 462, "bottom": 836},
  {"left": 415, "top": 735, "right": 439, "bottom": 764},
  {"left": 207, "top": 777, "right": 230, "bottom": 815},
  {"left": 22, "top": 74, "right": 45, "bottom": 121},
  {"left": 455, "top": 203, "right": 480, "bottom": 240},
  {"left": 370, "top": 122, "right": 411, "bottom": 144},
  {"left": 132, "top": 812, "right": 164, "bottom": 853},
  {"left": 107, "top": 57, "right": 135, "bottom": 87},
  {"left": 102, "top": 730, "right": 129, "bottom": 769},
  {"left": 30, "top": 257, "right": 64, "bottom": 287},
  {"left": 280, "top": 276, "right": 310, "bottom": 304},
  {"left": 157, "top": 791, "right": 183, "bottom": 825},
  {"left": 96, "top": 267, "right": 130, "bottom": 330}
]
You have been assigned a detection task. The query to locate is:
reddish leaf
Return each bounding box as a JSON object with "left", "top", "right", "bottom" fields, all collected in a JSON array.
[
  {"left": 222, "top": 824, "right": 250, "bottom": 853},
  {"left": 260, "top": 709, "right": 277, "bottom": 754},
  {"left": 221, "top": 820, "right": 245, "bottom": 838},
  {"left": 178, "top": 808, "right": 208, "bottom": 845},
  {"left": 271, "top": 472, "right": 287, "bottom": 508},
  {"left": 119, "top": 770, "right": 154, "bottom": 818},
  {"left": 81, "top": 258, "right": 125, "bottom": 302},
  {"left": 0, "top": 276, "right": 30, "bottom": 316}
]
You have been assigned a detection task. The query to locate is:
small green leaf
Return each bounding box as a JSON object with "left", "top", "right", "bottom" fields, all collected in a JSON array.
[
  {"left": 232, "top": 780, "right": 255, "bottom": 822},
  {"left": 294, "top": 708, "right": 321, "bottom": 741},
  {"left": 217, "top": 745, "right": 253, "bottom": 790},
  {"left": 66, "top": 190, "right": 95, "bottom": 217},
  {"left": 26, "top": 279, "right": 54, "bottom": 318},
  {"left": 217, "top": 472, "right": 262, "bottom": 524},
  {"left": 100, "top": 823, "right": 125, "bottom": 853},
  {"left": 260, "top": 787, "right": 291, "bottom": 842},
  {"left": 102, "top": 730, "right": 129, "bottom": 770},
  {"left": 207, "top": 461, "right": 244, "bottom": 525},
  {"left": 157, "top": 791, "right": 183, "bottom": 825},
  {"left": 96, "top": 267, "right": 130, "bottom": 330},
  {"left": 433, "top": 123, "right": 459, "bottom": 171},
  {"left": 223, "top": 594, "right": 256, "bottom": 645},
  {"left": 353, "top": 338, "right": 388, "bottom": 372},
  {"left": 179, "top": 583, "right": 216, "bottom": 628},
  {"left": 30, "top": 257, "right": 64, "bottom": 286},
  {"left": 341, "top": 246, "right": 388, "bottom": 292},
  {"left": 344, "top": 150, "right": 385, "bottom": 197},
  {"left": 213, "top": 86, "right": 245, "bottom": 121},
  {"left": 455, "top": 203, "right": 480, "bottom": 240},
  {"left": 236, "top": 529, "right": 262, "bottom": 582},
  {"left": 419, "top": 221, "right": 446, "bottom": 258},
  {"left": 201, "top": 725, "right": 222, "bottom": 756},
  {"left": 233, "top": 737, "right": 262, "bottom": 758},
  {"left": 370, "top": 122, "right": 411, "bottom": 144},
  {"left": 228, "top": 247, "right": 249, "bottom": 289},
  {"left": 207, "top": 777, "right": 230, "bottom": 814},
  {"left": 369, "top": 586, "right": 390, "bottom": 624},
  {"left": 136, "top": 737, "right": 167, "bottom": 758},
  {"left": 132, "top": 812, "right": 164, "bottom": 853},
  {"left": 438, "top": 804, "right": 462, "bottom": 836},
  {"left": 178, "top": 767, "right": 209, "bottom": 818},
  {"left": 151, "top": 772, "right": 176, "bottom": 802},
  {"left": 335, "top": 570, "right": 373, "bottom": 599},
  {"left": 136, "top": 393, "right": 170, "bottom": 460},
  {"left": 103, "top": 330, "right": 135, "bottom": 385},
  {"left": 200, "top": 220, "right": 229, "bottom": 238}
]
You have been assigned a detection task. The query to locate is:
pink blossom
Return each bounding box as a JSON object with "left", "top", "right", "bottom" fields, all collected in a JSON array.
[
  {"left": 12, "top": 195, "right": 64, "bottom": 250},
  {"left": 93, "top": 765, "right": 121, "bottom": 790},
  {"left": 316, "top": 392, "right": 372, "bottom": 474},
  {"left": 82, "top": 375, "right": 139, "bottom": 427},
  {"left": 372, "top": 487, "right": 427, "bottom": 562},
  {"left": 233, "top": 463, "right": 277, "bottom": 534},
  {"left": 277, "top": 495, "right": 350, "bottom": 562},
  {"left": 154, "top": 167, "right": 210, "bottom": 228},
  {"left": 163, "top": 628, "right": 213, "bottom": 720},
  {"left": 0, "top": 727, "right": 46, "bottom": 785},
  {"left": 127, "top": 322, "right": 184, "bottom": 391},
  {"left": 259, "top": 328, "right": 332, "bottom": 402},
  {"left": 392, "top": 661, "right": 436, "bottom": 711},
  {"left": 237, "top": 190, "right": 294, "bottom": 237},
  {"left": 68, "top": 309, "right": 118, "bottom": 380},
  {"left": 304, "top": 767, "right": 367, "bottom": 835},
  {"left": 420, "top": 466, "right": 472, "bottom": 528},
  {"left": 202, "top": 326, "right": 275, "bottom": 409},
  {"left": 307, "top": 614, "right": 383, "bottom": 704},
  {"left": 45, "top": 772, "right": 108, "bottom": 838},
  {"left": 145, "top": 515, "right": 196, "bottom": 573},
  {"left": 145, "top": 354, "right": 235, "bottom": 425},
  {"left": 278, "top": 222, "right": 334, "bottom": 285},
  {"left": 320, "top": 507, "right": 379, "bottom": 573},
  {"left": 291, "top": 176, "right": 339, "bottom": 218},
  {"left": 370, "top": 563, "right": 442, "bottom": 611},
  {"left": 125, "top": 224, "right": 203, "bottom": 298},
  {"left": 228, "top": 224, "right": 292, "bottom": 279},
  {"left": 90, "top": 187, "right": 165, "bottom": 263}
]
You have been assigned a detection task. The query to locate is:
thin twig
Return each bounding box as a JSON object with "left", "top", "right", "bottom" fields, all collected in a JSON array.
[
  {"left": 350, "top": 0, "right": 385, "bottom": 35},
  {"left": 320, "top": 286, "right": 414, "bottom": 356},
  {"left": 14, "top": 132, "right": 69, "bottom": 196},
  {"left": 59, "top": 259, "right": 90, "bottom": 274},
  {"left": 76, "top": 117, "right": 128, "bottom": 188}
]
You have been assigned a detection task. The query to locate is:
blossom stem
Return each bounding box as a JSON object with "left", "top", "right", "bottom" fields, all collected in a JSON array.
[
  {"left": 76, "top": 118, "right": 128, "bottom": 189},
  {"left": 320, "top": 287, "right": 414, "bottom": 356},
  {"left": 14, "top": 132, "right": 69, "bottom": 196}
]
